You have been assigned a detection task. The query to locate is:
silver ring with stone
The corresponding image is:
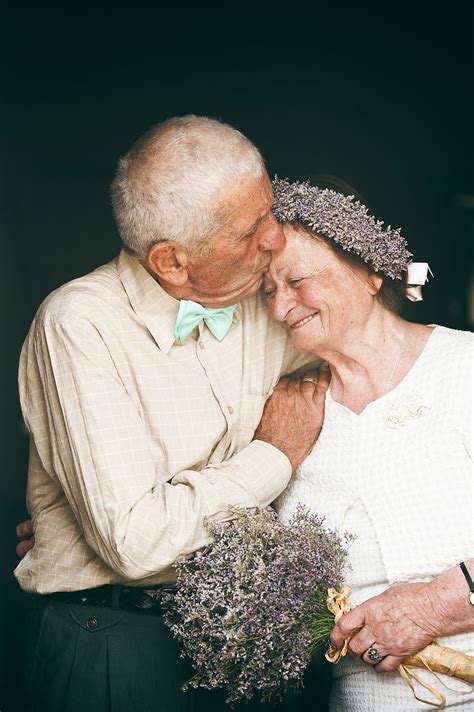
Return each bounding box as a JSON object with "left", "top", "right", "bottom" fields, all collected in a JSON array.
[{"left": 367, "top": 647, "right": 383, "bottom": 662}]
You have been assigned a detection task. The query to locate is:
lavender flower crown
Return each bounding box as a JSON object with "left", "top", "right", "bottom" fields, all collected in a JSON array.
[{"left": 272, "top": 177, "right": 413, "bottom": 280}]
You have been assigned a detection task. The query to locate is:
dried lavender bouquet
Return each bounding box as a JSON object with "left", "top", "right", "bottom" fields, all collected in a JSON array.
[{"left": 162, "top": 505, "right": 352, "bottom": 705}]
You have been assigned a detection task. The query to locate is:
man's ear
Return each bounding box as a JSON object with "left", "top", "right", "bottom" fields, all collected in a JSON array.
[
  {"left": 145, "top": 242, "right": 189, "bottom": 287},
  {"left": 366, "top": 272, "right": 383, "bottom": 296}
]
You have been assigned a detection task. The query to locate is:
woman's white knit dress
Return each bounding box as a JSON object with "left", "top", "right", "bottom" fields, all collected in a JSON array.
[{"left": 275, "top": 326, "right": 473, "bottom": 710}]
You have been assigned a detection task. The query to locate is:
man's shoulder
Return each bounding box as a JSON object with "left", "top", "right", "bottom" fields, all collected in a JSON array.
[{"left": 35, "top": 256, "right": 126, "bottom": 326}]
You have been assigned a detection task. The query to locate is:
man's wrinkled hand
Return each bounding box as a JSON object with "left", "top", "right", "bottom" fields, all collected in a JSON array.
[
  {"left": 16, "top": 518, "right": 34, "bottom": 558},
  {"left": 254, "top": 366, "right": 330, "bottom": 471},
  {"left": 329, "top": 582, "right": 442, "bottom": 672}
]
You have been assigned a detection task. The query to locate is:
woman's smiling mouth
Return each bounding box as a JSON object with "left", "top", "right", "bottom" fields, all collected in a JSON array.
[{"left": 290, "top": 312, "right": 319, "bottom": 329}]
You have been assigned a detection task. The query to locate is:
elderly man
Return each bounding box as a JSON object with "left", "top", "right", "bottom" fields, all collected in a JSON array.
[{"left": 16, "top": 116, "right": 326, "bottom": 711}]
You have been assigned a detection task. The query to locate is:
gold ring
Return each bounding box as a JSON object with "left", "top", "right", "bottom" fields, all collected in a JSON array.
[{"left": 302, "top": 377, "right": 318, "bottom": 385}]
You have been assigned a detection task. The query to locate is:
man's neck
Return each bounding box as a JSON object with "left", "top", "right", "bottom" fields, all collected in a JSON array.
[{"left": 143, "top": 265, "right": 241, "bottom": 308}]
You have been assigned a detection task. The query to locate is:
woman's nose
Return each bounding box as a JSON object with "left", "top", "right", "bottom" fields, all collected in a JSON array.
[{"left": 268, "top": 289, "right": 293, "bottom": 323}]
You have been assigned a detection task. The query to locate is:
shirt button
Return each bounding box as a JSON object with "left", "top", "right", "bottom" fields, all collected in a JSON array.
[
  {"left": 199, "top": 341, "right": 205, "bottom": 349},
  {"left": 227, "top": 405, "right": 234, "bottom": 415},
  {"left": 86, "top": 617, "right": 98, "bottom": 631}
]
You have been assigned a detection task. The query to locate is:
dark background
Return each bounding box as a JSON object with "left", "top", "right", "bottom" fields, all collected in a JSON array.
[{"left": 1, "top": 4, "right": 472, "bottom": 710}]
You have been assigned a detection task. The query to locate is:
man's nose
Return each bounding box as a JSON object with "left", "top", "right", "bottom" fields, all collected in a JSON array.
[{"left": 257, "top": 215, "right": 285, "bottom": 252}]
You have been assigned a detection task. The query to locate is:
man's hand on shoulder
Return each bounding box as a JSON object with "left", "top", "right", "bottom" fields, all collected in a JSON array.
[
  {"left": 16, "top": 518, "right": 34, "bottom": 558},
  {"left": 254, "top": 365, "right": 330, "bottom": 471}
]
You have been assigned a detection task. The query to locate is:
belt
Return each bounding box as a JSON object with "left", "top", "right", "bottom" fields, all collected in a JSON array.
[{"left": 46, "top": 584, "right": 176, "bottom": 612}]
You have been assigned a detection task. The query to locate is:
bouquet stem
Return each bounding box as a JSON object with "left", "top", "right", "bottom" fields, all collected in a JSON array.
[{"left": 402, "top": 643, "right": 474, "bottom": 684}]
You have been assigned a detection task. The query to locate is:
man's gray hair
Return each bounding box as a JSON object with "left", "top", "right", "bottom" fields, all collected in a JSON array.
[{"left": 111, "top": 115, "right": 266, "bottom": 259}]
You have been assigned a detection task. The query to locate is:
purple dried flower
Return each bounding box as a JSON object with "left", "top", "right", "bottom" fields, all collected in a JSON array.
[
  {"left": 272, "top": 177, "right": 413, "bottom": 280},
  {"left": 162, "top": 505, "right": 353, "bottom": 705}
]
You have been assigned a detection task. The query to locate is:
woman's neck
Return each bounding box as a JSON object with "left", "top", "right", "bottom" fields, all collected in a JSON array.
[{"left": 312, "top": 309, "right": 432, "bottom": 414}]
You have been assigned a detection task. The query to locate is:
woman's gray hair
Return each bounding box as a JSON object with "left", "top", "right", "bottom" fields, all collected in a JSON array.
[{"left": 111, "top": 115, "right": 266, "bottom": 259}]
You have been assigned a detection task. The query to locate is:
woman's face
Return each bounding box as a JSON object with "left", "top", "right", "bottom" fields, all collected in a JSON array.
[{"left": 263, "top": 225, "right": 380, "bottom": 354}]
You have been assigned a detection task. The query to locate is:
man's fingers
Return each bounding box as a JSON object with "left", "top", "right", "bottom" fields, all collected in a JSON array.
[
  {"left": 16, "top": 519, "right": 33, "bottom": 539},
  {"left": 274, "top": 377, "right": 290, "bottom": 391},
  {"left": 299, "top": 366, "right": 331, "bottom": 399},
  {"left": 315, "top": 363, "right": 331, "bottom": 394},
  {"left": 300, "top": 375, "right": 319, "bottom": 391},
  {"left": 300, "top": 369, "right": 319, "bottom": 381},
  {"left": 16, "top": 537, "right": 34, "bottom": 558}
]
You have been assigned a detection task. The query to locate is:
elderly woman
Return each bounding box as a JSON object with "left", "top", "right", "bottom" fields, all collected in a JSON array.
[{"left": 266, "top": 178, "right": 473, "bottom": 710}]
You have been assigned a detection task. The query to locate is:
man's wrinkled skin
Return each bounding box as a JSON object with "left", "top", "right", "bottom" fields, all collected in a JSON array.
[{"left": 255, "top": 366, "right": 330, "bottom": 472}]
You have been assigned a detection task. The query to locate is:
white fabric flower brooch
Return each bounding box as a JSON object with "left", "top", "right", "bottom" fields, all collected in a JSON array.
[{"left": 384, "top": 393, "right": 431, "bottom": 429}]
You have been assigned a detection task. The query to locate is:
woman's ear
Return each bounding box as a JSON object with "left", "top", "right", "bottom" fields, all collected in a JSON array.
[
  {"left": 145, "top": 241, "right": 189, "bottom": 287},
  {"left": 366, "top": 272, "right": 383, "bottom": 296}
]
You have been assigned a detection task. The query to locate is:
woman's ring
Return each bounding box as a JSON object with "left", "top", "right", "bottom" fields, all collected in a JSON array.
[
  {"left": 302, "top": 377, "right": 318, "bottom": 385},
  {"left": 367, "top": 647, "right": 383, "bottom": 662}
]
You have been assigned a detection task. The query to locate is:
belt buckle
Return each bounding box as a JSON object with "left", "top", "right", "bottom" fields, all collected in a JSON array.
[{"left": 120, "top": 586, "right": 161, "bottom": 610}]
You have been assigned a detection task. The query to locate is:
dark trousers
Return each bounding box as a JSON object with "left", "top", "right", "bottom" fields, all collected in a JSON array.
[{"left": 24, "top": 596, "right": 330, "bottom": 711}]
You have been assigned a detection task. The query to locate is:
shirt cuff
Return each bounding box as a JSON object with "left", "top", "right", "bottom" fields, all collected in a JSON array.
[{"left": 229, "top": 440, "right": 292, "bottom": 506}]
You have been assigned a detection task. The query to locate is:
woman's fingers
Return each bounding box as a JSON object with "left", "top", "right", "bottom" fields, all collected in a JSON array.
[
  {"left": 16, "top": 536, "right": 34, "bottom": 558},
  {"left": 16, "top": 518, "right": 34, "bottom": 558},
  {"left": 16, "top": 518, "right": 33, "bottom": 539},
  {"left": 329, "top": 605, "right": 366, "bottom": 651},
  {"left": 348, "top": 630, "right": 378, "bottom": 658},
  {"left": 315, "top": 363, "right": 331, "bottom": 395},
  {"left": 374, "top": 654, "right": 405, "bottom": 673}
]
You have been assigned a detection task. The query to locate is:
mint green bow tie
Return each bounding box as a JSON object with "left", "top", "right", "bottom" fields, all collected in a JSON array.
[{"left": 174, "top": 300, "right": 237, "bottom": 343}]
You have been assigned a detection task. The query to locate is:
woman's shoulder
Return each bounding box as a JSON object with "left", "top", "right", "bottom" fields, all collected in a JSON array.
[
  {"left": 428, "top": 325, "right": 473, "bottom": 362},
  {"left": 420, "top": 325, "right": 473, "bottom": 391}
]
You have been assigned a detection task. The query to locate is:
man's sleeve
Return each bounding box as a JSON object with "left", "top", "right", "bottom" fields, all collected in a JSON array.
[{"left": 20, "top": 317, "right": 292, "bottom": 580}]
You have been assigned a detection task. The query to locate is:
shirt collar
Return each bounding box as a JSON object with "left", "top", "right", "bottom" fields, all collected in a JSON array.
[
  {"left": 117, "top": 250, "right": 179, "bottom": 355},
  {"left": 117, "top": 250, "right": 242, "bottom": 354}
]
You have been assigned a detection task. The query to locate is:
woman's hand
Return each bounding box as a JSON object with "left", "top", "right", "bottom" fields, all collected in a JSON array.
[
  {"left": 329, "top": 562, "right": 474, "bottom": 672},
  {"left": 16, "top": 518, "right": 34, "bottom": 557},
  {"left": 329, "top": 582, "right": 444, "bottom": 672}
]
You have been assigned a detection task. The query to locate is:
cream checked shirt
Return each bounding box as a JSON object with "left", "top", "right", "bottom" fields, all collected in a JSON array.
[{"left": 15, "top": 251, "right": 312, "bottom": 593}]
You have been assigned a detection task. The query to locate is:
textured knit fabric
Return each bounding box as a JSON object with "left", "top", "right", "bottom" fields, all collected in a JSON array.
[
  {"left": 276, "top": 325, "right": 474, "bottom": 710},
  {"left": 16, "top": 250, "right": 312, "bottom": 594}
]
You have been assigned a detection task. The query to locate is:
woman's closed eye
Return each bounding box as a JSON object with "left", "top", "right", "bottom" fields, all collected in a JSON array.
[
  {"left": 264, "top": 277, "right": 305, "bottom": 298},
  {"left": 288, "top": 277, "right": 304, "bottom": 288}
]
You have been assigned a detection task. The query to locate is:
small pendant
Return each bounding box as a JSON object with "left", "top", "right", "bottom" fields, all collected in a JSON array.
[{"left": 469, "top": 592, "right": 474, "bottom": 605}]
